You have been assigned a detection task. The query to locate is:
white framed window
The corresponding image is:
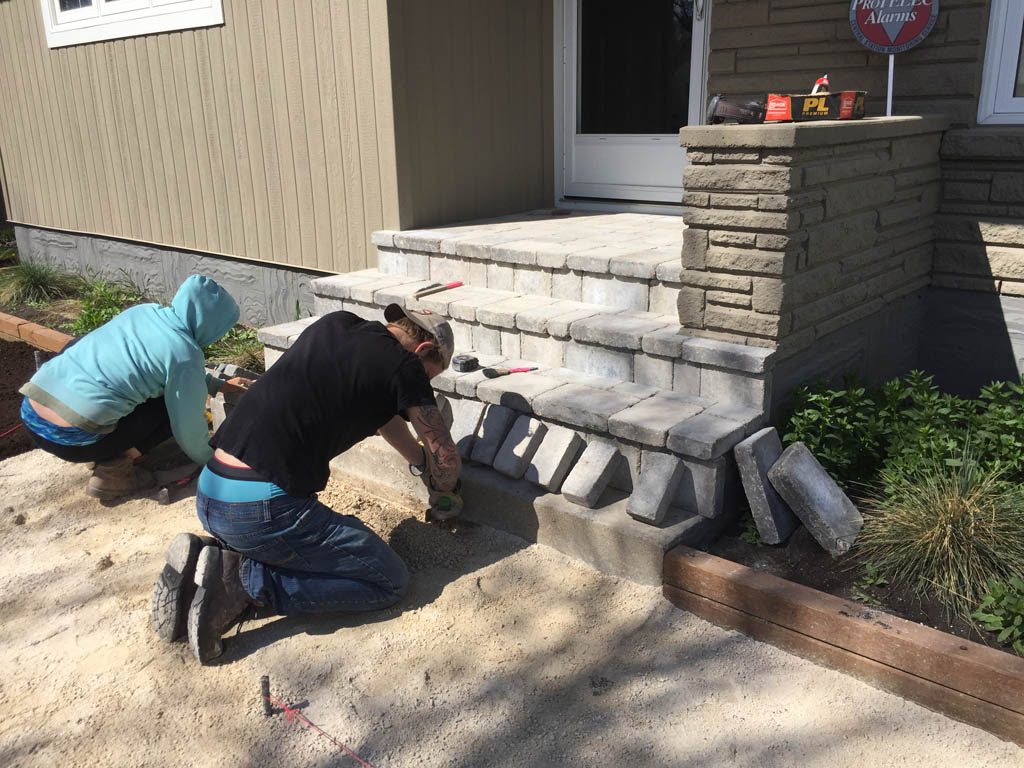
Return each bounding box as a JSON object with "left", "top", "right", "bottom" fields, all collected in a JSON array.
[
  {"left": 978, "top": 0, "right": 1024, "bottom": 124},
  {"left": 40, "top": 0, "right": 223, "bottom": 49}
]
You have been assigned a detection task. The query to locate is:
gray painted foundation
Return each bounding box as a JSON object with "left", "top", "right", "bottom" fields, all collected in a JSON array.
[{"left": 14, "top": 225, "right": 319, "bottom": 327}]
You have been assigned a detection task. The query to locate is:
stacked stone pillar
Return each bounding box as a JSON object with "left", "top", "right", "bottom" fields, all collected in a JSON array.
[{"left": 678, "top": 116, "right": 948, "bottom": 401}]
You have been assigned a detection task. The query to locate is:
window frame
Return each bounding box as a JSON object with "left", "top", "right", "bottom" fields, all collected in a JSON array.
[
  {"left": 40, "top": 0, "right": 224, "bottom": 49},
  {"left": 978, "top": 0, "right": 1024, "bottom": 125}
]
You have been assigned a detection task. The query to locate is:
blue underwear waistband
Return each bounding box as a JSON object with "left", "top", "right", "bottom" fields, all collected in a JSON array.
[
  {"left": 198, "top": 459, "right": 288, "bottom": 503},
  {"left": 20, "top": 397, "right": 102, "bottom": 446}
]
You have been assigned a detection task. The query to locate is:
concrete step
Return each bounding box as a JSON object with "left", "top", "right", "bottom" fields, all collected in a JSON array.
[
  {"left": 371, "top": 225, "right": 684, "bottom": 315},
  {"left": 328, "top": 435, "right": 734, "bottom": 586},
  {"left": 259, "top": 318, "right": 765, "bottom": 522},
  {"left": 306, "top": 269, "right": 774, "bottom": 410}
]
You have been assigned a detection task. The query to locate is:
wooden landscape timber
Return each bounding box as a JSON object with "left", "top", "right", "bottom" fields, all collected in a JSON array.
[
  {"left": 663, "top": 546, "right": 1024, "bottom": 747},
  {"left": 0, "top": 311, "right": 71, "bottom": 352}
]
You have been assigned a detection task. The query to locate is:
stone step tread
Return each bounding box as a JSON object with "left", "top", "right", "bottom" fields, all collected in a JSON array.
[
  {"left": 308, "top": 270, "right": 773, "bottom": 373},
  {"left": 259, "top": 312, "right": 764, "bottom": 459},
  {"left": 373, "top": 228, "right": 684, "bottom": 280}
]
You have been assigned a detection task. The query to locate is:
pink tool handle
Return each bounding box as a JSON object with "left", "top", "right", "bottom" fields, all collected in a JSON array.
[
  {"left": 506, "top": 367, "right": 537, "bottom": 373},
  {"left": 444, "top": 281, "right": 463, "bottom": 289}
]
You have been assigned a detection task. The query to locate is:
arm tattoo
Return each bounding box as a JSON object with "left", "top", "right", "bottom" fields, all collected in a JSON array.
[{"left": 413, "top": 405, "right": 461, "bottom": 491}]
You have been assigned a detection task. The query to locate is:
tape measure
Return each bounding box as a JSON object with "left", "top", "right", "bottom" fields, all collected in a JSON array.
[{"left": 451, "top": 354, "right": 479, "bottom": 373}]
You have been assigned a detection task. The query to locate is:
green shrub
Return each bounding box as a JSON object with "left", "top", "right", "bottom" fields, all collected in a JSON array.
[
  {"left": 0, "top": 260, "right": 83, "bottom": 306},
  {"left": 783, "top": 371, "right": 1024, "bottom": 488},
  {"left": 857, "top": 445, "right": 1024, "bottom": 621},
  {"left": 972, "top": 577, "right": 1024, "bottom": 655},
  {"left": 204, "top": 326, "right": 265, "bottom": 374},
  {"left": 67, "top": 276, "right": 144, "bottom": 335}
]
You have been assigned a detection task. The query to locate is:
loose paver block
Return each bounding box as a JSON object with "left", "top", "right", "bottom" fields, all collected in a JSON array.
[
  {"left": 561, "top": 439, "right": 620, "bottom": 508},
  {"left": 627, "top": 452, "right": 686, "bottom": 526},
  {"left": 449, "top": 398, "right": 487, "bottom": 459},
  {"left": 524, "top": 423, "right": 585, "bottom": 492},
  {"left": 734, "top": 427, "right": 798, "bottom": 545},
  {"left": 493, "top": 415, "right": 548, "bottom": 479},
  {"left": 470, "top": 405, "right": 519, "bottom": 466},
  {"left": 767, "top": 442, "right": 863, "bottom": 557}
]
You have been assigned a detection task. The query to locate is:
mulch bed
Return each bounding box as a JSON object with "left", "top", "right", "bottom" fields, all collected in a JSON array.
[
  {"left": 705, "top": 514, "right": 1009, "bottom": 654},
  {"left": 0, "top": 339, "right": 42, "bottom": 461}
]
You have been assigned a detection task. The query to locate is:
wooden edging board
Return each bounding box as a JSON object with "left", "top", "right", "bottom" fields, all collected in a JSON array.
[
  {"left": 0, "top": 311, "right": 72, "bottom": 352},
  {"left": 664, "top": 546, "right": 1024, "bottom": 747}
]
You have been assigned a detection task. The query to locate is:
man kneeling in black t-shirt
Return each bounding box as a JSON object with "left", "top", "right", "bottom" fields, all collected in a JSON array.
[{"left": 149, "top": 304, "right": 461, "bottom": 664}]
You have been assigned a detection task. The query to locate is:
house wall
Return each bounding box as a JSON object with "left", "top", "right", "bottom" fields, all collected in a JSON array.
[
  {"left": 707, "top": 0, "right": 990, "bottom": 127},
  {"left": 387, "top": 0, "right": 554, "bottom": 229},
  {"left": 0, "top": 0, "right": 400, "bottom": 274}
]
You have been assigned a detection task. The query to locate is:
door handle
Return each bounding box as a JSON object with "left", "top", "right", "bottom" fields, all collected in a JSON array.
[{"left": 694, "top": 0, "right": 705, "bottom": 22}]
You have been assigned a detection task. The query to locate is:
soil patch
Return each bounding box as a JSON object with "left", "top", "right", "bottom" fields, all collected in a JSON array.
[
  {"left": 0, "top": 339, "right": 39, "bottom": 460},
  {"left": 707, "top": 518, "right": 1007, "bottom": 654}
]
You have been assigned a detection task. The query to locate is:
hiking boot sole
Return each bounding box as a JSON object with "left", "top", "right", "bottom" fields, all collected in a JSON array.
[
  {"left": 189, "top": 545, "right": 226, "bottom": 664},
  {"left": 151, "top": 532, "right": 216, "bottom": 642},
  {"left": 85, "top": 476, "right": 158, "bottom": 501}
]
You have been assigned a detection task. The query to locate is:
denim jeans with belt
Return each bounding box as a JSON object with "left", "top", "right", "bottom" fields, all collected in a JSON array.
[{"left": 196, "top": 490, "right": 409, "bottom": 615}]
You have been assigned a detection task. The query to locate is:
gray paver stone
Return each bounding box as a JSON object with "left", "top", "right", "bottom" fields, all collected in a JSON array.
[
  {"left": 569, "top": 312, "right": 670, "bottom": 350},
  {"left": 666, "top": 412, "right": 746, "bottom": 460},
  {"left": 609, "top": 393, "right": 708, "bottom": 447},
  {"left": 767, "top": 442, "right": 863, "bottom": 556},
  {"left": 256, "top": 317, "right": 318, "bottom": 348},
  {"left": 561, "top": 440, "right": 620, "bottom": 508},
  {"left": 475, "top": 373, "right": 565, "bottom": 412},
  {"left": 532, "top": 384, "right": 641, "bottom": 432},
  {"left": 524, "top": 424, "right": 585, "bottom": 492},
  {"left": 470, "top": 405, "right": 519, "bottom": 466},
  {"left": 734, "top": 427, "right": 798, "bottom": 544},
  {"left": 493, "top": 416, "right": 548, "bottom": 479},
  {"left": 641, "top": 328, "right": 690, "bottom": 358},
  {"left": 449, "top": 398, "right": 488, "bottom": 459},
  {"left": 627, "top": 452, "right": 686, "bottom": 526},
  {"left": 477, "top": 296, "right": 559, "bottom": 329},
  {"left": 671, "top": 455, "right": 736, "bottom": 519}
]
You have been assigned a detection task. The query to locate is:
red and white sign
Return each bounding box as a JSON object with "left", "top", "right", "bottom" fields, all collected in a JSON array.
[{"left": 849, "top": 0, "right": 939, "bottom": 54}]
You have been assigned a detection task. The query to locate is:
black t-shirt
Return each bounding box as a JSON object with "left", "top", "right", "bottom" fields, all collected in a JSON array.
[{"left": 212, "top": 311, "right": 437, "bottom": 497}]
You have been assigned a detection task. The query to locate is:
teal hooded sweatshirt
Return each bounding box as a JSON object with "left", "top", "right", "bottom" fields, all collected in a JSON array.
[{"left": 20, "top": 275, "right": 239, "bottom": 465}]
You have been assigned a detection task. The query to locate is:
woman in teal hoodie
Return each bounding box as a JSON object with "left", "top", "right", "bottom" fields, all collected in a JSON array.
[{"left": 19, "top": 274, "right": 240, "bottom": 500}]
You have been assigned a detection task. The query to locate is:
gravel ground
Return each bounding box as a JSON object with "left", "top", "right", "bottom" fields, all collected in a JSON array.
[{"left": 0, "top": 449, "right": 1021, "bottom": 767}]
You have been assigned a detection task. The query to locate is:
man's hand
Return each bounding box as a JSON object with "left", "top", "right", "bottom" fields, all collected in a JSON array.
[{"left": 219, "top": 377, "right": 254, "bottom": 394}]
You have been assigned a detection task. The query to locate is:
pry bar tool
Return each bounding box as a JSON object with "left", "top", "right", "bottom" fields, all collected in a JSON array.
[{"left": 414, "top": 281, "right": 463, "bottom": 299}]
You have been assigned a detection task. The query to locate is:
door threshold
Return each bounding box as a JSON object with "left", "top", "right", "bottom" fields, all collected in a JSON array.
[{"left": 557, "top": 197, "right": 685, "bottom": 216}]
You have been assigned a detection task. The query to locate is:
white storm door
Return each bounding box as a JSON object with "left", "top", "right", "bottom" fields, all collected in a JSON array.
[{"left": 559, "top": 0, "right": 709, "bottom": 204}]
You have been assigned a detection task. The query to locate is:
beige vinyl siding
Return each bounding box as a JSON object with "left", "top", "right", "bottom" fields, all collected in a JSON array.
[
  {"left": 388, "top": 0, "right": 554, "bottom": 229},
  {"left": 0, "top": 0, "right": 400, "bottom": 273}
]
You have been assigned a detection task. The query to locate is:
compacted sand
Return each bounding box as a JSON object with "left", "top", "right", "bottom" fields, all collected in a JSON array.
[{"left": 0, "top": 450, "right": 1021, "bottom": 767}]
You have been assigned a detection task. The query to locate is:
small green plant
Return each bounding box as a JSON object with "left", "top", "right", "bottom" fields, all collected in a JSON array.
[
  {"left": 972, "top": 577, "right": 1024, "bottom": 655},
  {"left": 67, "top": 275, "right": 144, "bottom": 335},
  {"left": 857, "top": 444, "right": 1024, "bottom": 620},
  {"left": 850, "top": 562, "right": 889, "bottom": 607},
  {"left": 0, "top": 227, "right": 16, "bottom": 266},
  {"left": 0, "top": 260, "right": 83, "bottom": 306},
  {"left": 204, "top": 325, "right": 265, "bottom": 374},
  {"left": 739, "top": 514, "right": 763, "bottom": 546}
]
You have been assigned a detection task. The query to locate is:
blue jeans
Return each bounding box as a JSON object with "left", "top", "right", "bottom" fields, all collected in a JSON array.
[{"left": 196, "top": 490, "right": 409, "bottom": 615}]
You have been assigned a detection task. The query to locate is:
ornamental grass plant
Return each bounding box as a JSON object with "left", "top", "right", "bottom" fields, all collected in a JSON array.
[
  {"left": 0, "top": 260, "right": 83, "bottom": 306},
  {"left": 857, "top": 443, "right": 1024, "bottom": 621}
]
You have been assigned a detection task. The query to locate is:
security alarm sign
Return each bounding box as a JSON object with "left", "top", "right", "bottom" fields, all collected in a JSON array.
[{"left": 849, "top": 0, "right": 939, "bottom": 54}]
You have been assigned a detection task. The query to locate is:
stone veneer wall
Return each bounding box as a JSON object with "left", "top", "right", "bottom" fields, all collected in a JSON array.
[
  {"left": 679, "top": 116, "right": 947, "bottom": 368},
  {"left": 920, "top": 128, "right": 1024, "bottom": 394},
  {"left": 936, "top": 129, "right": 1024, "bottom": 294},
  {"left": 708, "top": 0, "right": 990, "bottom": 127}
]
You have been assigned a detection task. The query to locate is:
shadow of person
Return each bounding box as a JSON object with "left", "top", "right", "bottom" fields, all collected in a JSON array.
[{"left": 215, "top": 515, "right": 528, "bottom": 664}]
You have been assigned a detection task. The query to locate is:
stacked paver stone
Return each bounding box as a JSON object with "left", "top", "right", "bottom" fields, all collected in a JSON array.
[{"left": 259, "top": 213, "right": 772, "bottom": 530}]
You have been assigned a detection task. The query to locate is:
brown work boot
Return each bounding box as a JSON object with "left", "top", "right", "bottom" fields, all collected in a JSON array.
[
  {"left": 188, "top": 546, "right": 259, "bottom": 664},
  {"left": 151, "top": 532, "right": 218, "bottom": 643},
  {"left": 86, "top": 454, "right": 157, "bottom": 500}
]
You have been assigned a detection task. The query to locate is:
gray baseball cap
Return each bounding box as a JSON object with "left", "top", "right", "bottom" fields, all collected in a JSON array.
[{"left": 384, "top": 303, "right": 455, "bottom": 369}]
